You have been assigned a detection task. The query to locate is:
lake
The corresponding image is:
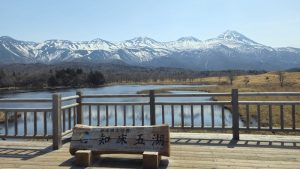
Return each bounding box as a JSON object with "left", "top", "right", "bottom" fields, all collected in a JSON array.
[{"left": 0, "top": 85, "right": 241, "bottom": 136}]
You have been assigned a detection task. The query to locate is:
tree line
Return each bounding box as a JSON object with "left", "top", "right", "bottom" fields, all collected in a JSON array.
[
  {"left": 0, "top": 63, "right": 267, "bottom": 89},
  {"left": 0, "top": 67, "right": 105, "bottom": 88}
]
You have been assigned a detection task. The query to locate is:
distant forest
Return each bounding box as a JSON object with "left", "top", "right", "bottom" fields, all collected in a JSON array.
[{"left": 0, "top": 62, "right": 266, "bottom": 89}]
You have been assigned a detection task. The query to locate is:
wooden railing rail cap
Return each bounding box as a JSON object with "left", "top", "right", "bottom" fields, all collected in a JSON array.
[
  {"left": 61, "top": 95, "right": 80, "bottom": 101},
  {"left": 0, "top": 98, "right": 52, "bottom": 102}
]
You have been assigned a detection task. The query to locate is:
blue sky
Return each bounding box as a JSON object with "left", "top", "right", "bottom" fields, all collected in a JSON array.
[{"left": 0, "top": 0, "right": 300, "bottom": 47}]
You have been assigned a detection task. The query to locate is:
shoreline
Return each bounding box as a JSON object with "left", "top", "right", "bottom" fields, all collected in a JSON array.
[{"left": 0, "top": 82, "right": 208, "bottom": 95}]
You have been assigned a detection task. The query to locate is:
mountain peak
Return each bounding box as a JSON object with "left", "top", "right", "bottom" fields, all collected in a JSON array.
[
  {"left": 0, "top": 36, "right": 18, "bottom": 42},
  {"left": 217, "top": 30, "right": 258, "bottom": 44},
  {"left": 129, "top": 36, "right": 157, "bottom": 42},
  {"left": 91, "top": 38, "right": 110, "bottom": 43},
  {"left": 44, "top": 39, "right": 72, "bottom": 43},
  {"left": 121, "top": 36, "right": 162, "bottom": 48},
  {"left": 177, "top": 36, "right": 201, "bottom": 42},
  {"left": 0, "top": 36, "right": 36, "bottom": 45}
]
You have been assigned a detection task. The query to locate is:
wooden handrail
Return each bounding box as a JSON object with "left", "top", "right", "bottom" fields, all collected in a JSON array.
[
  {"left": 82, "top": 102, "right": 148, "bottom": 105},
  {"left": 0, "top": 98, "right": 52, "bottom": 102},
  {"left": 239, "top": 92, "right": 300, "bottom": 96},
  {"left": 155, "top": 93, "right": 231, "bottom": 97},
  {"left": 0, "top": 108, "right": 52, "bottom": 111},
  {"left": 82, "top": 94, "right": 149, "bottom": 98},
  {"left": 239, "top": 101, "right": 300, "bottom": 104},
  {"left": 61, "top": 103, "right": 79, "bottom": 110},
  {"left": 1, "top": 91, "right": 300, "bottom": 103},
  {"left": 61, "top": 95, "right": 79, "bottom": 101},
  {"left": 156, "top": 101, "right": 231, "bottom": 105}
]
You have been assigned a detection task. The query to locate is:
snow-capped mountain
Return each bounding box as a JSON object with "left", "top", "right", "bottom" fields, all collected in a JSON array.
[
  {"left": 117, "top": 37, "right": 164, "bottom": 49},
  {"left": 1, "top": 30, "right": 300, "bottom": 70}
]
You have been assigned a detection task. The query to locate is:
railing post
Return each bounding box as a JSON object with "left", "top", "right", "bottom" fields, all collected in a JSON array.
[
  {"left": 149, "top": 90, "right": 156, "bottom": 125},
  {"left": 231, "top": 88, "right": 239, "bottom": 140},
  {"left": 76, "top": 90, "right": 83, "bottom": 124},
  {"left": 52, "top": 93, "right": 62, "bottom": 150}
]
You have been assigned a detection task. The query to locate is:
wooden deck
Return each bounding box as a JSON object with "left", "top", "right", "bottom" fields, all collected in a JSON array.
[{"left": 0, "top": 133, "right": 300, "bottom": 169}]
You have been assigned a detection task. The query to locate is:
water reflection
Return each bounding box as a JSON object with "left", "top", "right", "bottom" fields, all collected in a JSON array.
[{"left": 0, "top": 85, "right": 243, "bottom": 136}]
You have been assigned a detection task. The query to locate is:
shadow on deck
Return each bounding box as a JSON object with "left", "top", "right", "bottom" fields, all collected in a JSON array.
[
  {"left": 0, "top": 145, "right": 52, "bottom": 160},
  {"left": 0, "top": 133, "right": 300, "bottom": 168},
  {"left": 171, "top": 138, "right": 300, "bottom": 149}
]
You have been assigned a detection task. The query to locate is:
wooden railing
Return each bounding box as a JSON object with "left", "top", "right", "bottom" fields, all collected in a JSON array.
[
  {"left": 0, "top": 89, "right": 300, "bottom": 150},
  {"left": 0, "top": 97, "right": 52, "bottom": 139}
]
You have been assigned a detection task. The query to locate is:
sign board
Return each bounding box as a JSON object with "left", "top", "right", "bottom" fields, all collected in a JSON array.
[{"left": 70, "top": 124, "right": 170, "bottom": 156}]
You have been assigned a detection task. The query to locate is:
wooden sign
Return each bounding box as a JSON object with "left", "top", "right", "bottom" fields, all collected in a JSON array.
[{"left": 69, "top": 124, "right": 170, "bottom": 157}]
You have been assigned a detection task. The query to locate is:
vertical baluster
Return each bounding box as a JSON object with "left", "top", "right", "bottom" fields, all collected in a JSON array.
[
  {"left": 292, "top": 104, "right": 296, "bottom": 130},
  {"left": 24, "top": 111, "right": 27, "bottom": 136},
  {"left": 280, "top": 105, "right": 284, "bottom": 130},
  {"left": 123, "top": 105, "right": 126, "bottom": 126},
  {"left": 89, "top": 105, "right": 92, "bottom": 126},
  {"left": 52, "top": 93, "right": 62, "bottom": 150},
  {"left": 211, "top": 105, "right": 214, "bottom": 128},
  {"left": 231, "top": 89, "right": 239, "bottom": 140},
  {"left": 162, "top": 105, "right": 165, "bottom": 124},
  {"left": 141, "top": 105, "right": 144, "bottom": 126},
  {"left": 191, "top": 105, "right": 194, "bottom": 128},
  {"left": 5, "top": 112, "right": 8, "bottom": 136},
  {"left": 97, "top": 105, "right": 101, "bottom": 126},
  {"left": 257, "top": 105, "right": 261, "bottom": 130},
  {"left": 62, "top": 109, "right": 66, "bottom": 132},
  {"left": 44, "top": 111, "right": 47, "bottom": 136},
  {"left": 171, "top": 105, "right": 174, "bottom": 128},
  {"left": 73, "top": 107, "right": 76, "bottom": 127},
  {"left": 132, "top": 105, "right": 135, "bottom": 126},
  {"left": 222, "top": 104, "right": 225, "bottom": 129},
  {"left": 115, "top": 105, "right": 117, "bottom": 126},
  {"left": 34, "top": 111, "right": 37, "bottom": 136},
  {"left": 76, "top": 90, "right": 82, "bottom": 124},
  {"left": 14, "top": 112, "right": 18, "bottom": 136},
  {"left": 181, "top": 105, "right": 184, "bottom": 128},
  {"left": 106, "top": 105, "right": 109, "bottom": 126},
  {"left": 246, "top": 104, "right": 250, "bottom": 129},
  {"left": 68, "top": 108, "right": 71, "bottom": 130},
  {"left": 269, "top": 105, "right": 272, "bottom": 130},
  {"left": 201, "top": 105, "right": 204, "bottom": 128},
  {"left": 149, "top": 90, "right": 156, "bottom": 125}
]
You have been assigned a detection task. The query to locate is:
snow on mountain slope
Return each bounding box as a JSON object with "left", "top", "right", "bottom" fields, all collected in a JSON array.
[
  {"left": 116, "top": 37, "right": 165, "bottom": 49},
  {"left": 35, "top": 39, "right": 118, "bottom": 51},
  {"left": 165, "top": 36, "right": 204, "bottom": 50},
  {"left": 217, "top": 30, "right": 258, "bottom": 45},
  {"left": 0, "top": 30, "right": 300, "bottom": 70},
  {"left": 203, "top": 31, "right": 275, "bottom": 57}
]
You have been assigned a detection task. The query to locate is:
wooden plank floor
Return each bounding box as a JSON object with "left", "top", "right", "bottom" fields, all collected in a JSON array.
[{"left": 0, "top": 133, "right": 300, "bottom": 169}]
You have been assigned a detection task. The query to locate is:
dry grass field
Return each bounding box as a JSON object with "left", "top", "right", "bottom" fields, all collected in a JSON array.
[
  {"left": 0, "top": 112, "right": 4, "bottom": 123},
  {"left": 149, "top": 72, "right": 300, "bottom": 134}
]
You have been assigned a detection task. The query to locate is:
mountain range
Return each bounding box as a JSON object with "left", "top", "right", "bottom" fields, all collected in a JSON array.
[{"left": 1, "top": 30, "right": 300, "bottom": 70}]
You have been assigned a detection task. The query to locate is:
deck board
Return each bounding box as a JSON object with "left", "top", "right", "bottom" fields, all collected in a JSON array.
[{"left": 0, "top": 133, "right": 300, "bottom": 169}]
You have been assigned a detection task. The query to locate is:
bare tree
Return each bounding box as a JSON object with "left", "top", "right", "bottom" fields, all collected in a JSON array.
[
  {"left": 277, "top": 71, "right": 285, "bottom": 87},
  {"left": 227, "top": 71, "right": 236, "bottom": 85},
  {"left": 243, "top": 76, "right": 250, "bottom": 86},
  {"left": 217, "top": 72, "right": 223, "bottom": 84},
  {"left": 0, "top": 69, "right": 5, "bottom": 87},
  {"left": 265, "top": 76, "right": 269, "bottom": 82}
]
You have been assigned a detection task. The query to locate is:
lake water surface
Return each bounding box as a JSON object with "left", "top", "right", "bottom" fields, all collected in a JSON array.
[{"left": 0, "top": 85, "right": 240, "bottom": 136}]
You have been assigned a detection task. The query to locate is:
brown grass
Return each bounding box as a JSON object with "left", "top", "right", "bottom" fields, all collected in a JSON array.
[
  {"left": 198, "top": 72, "right": 300, "bottom": 129},
  {"left": 0, "top": 112, "right": 4, "bottom": 123},
  {"left": 147, "top": 72, "right": 300, "bottom": 133}
]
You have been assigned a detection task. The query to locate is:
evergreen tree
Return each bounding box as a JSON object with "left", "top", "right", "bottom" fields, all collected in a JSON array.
[
  {"left": 87, "top": 71, "right": 105, "bottom": 86},
  {"left": 47, "top": 75, "right": 58, "bottom": 87}
]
